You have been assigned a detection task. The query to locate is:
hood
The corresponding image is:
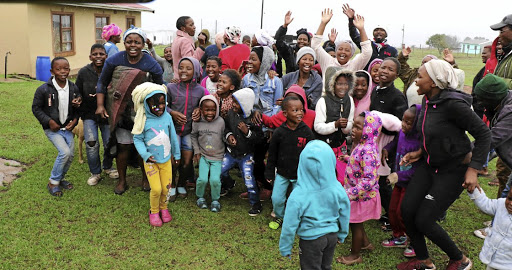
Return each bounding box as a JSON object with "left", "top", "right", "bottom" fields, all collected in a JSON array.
[
  {"left": 199, "top": 94, "right": 220, "bottom": 120},
  {"left": 251, "top": 46, "right": 275, "bottom": 85},
  {"left": 195, "top": 29, "right": 212, "bottom": 47},
  {"left": 353, "top": 70, "right": 372, "bottom": 101},
  {"left": 367, "top": 58, "right": 383, "bottom": 73},
  {"left": 285, "top": 84, "right": 309, "bottom": 112},
  {"left": 131, "top": 82, "right": 168, "bottom": 135},
  {"left": 295, "top": 140, "right": 339, "bottom": 191},
  {"left": 358, "top": 111, "right": 382, "bottom": 146},
  {"left": 179, "top": 57, "right": 202, "bottom": 83},
  {"left": 144, "top": 89, "right": 167, "bottom": 119},
  {"left": 200, "top": 29, "right": 210, "bottom": 40},
  {"left": 429, "top": 88, "right": 473, "bottom": 106},
  {"left": 406, "top": 104, "right": 422, "bottom": 139},
  {"left": 232, "top": 88, "right": 255, "bottom": 118},
  {"left": 326, "top": 67, "right": 355, "bottom": 97},
  {"left": 484, "top": 37, "right": 499, "bottom": 76}
]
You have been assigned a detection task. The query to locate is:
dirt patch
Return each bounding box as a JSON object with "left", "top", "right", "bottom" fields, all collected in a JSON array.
[{"left": 0, "top": 158, "right": 24, "bottom": 186}]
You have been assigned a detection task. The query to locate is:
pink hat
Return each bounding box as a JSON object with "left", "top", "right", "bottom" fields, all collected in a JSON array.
[{"left": 102, "top": 24, "right": 122, "bottom": 41}]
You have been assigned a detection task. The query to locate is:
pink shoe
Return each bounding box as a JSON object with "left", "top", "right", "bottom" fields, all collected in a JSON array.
[
  {"left": 160, "top": 209, "right": 172, "bottom": 223},
  {"left": 149, "top": 211, "right": 162, "bottom": 227}
]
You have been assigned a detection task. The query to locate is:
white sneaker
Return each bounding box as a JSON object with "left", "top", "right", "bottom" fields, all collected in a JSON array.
[
  {"left": 473, "top": 227, "right": 489, "bottom": 239},
  {"left": 104, "top": 168, "right": 119, "bottom": 179},
  {"left": 87, "top": 174, "right": 101, "bottom": 186}
]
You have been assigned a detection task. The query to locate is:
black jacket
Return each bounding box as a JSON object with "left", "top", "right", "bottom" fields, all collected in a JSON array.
[
  {"left": 224, "top": 110, "right": 263, "bottom": 158},
  {"left": 348, "top": 19, "right": 398, "bottom": 70},
  {"left": 32, "top": 78, "right": 81, "bottom": 130},
  {"left": 370, "top": 83, "right": 407, "bottom": 134},
  {"left": 265, "top": 121, "right": 315, "bottom": 180},
  {"left": 274, "top": 25, "right": 299, "bottom": 75},
  {"left": 75, "top": 63, "right": 106, "bottom": 123},
  {"left": 471, "top": 66, "right": 486, "bottom": 114},
  {"left": 418, "top": 89, "right": 490, "bottom": 170}
]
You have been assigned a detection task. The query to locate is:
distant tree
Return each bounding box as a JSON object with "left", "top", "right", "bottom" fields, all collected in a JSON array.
[
  {"left": 426, "top": 34, "right": 448, "bottom": 54},
  {"left": 445, "top": 35, "right": 459, "bottom": 50},
  {"left": 464, "top": 36, "right": 472, "bottom": 42}
]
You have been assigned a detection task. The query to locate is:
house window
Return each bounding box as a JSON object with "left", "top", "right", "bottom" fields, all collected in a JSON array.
[
  {"left": 95, "top": 15, "right": 110, "bottom": 44},
  {"left": 126, "top": 16, "right": 135, "bottom": 29},
  {"left": 52, "top": 13, "right": 74, "bottom": 56}
]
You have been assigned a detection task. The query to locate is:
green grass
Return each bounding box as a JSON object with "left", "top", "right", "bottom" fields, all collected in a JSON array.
[{"left": 0, "top": 53, "right": 496, "bottom": 269}]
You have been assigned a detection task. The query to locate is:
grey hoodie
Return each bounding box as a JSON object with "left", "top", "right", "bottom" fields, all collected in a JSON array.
[{"left": 191, "top": 95, "right": 225, "bottom": 161}]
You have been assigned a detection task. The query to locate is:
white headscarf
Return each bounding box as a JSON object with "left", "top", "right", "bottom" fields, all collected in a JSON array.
[
  {"left": 254, "top": 29, "right": 274, "bottom": 48},
  {"left": 424, "top": 59, "right": 459, "bottom": 89}
]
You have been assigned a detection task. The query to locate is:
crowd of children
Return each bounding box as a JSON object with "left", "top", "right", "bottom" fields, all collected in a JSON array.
[{"left": 31, "top": 6, "right": 512, "bottom": 270}]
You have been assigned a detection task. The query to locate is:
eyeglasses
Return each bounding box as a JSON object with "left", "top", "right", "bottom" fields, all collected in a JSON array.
[{"left": 335, "top": 82, "right": 349, "bottom": 87}]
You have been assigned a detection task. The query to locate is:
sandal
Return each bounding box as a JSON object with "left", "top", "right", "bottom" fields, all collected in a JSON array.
[
  {"left": 336, "top": 255, "right": 362, "bottom": 265},
  {"left": 59, "top": 180, "right": 73, "bottom": 190},
  {"left": 488, "top": 180, "right": 499, "bottom": 186},
  {"left": 47, "top": 184, "right": 63, "bottom": 197}
]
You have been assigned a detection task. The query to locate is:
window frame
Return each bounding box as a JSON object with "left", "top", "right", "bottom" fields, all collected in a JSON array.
[
  {"left": 51, "top": 11, "right": 75, "bottom": 57},
  {"left": 126, "top": 16, "right": 136, "bottom": 29},
  {"left": 95, "top": 14, "right": 110, "bottom": 44}
]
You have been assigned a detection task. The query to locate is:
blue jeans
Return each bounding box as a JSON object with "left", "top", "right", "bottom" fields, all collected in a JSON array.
[
  {"left": 483, "top": 148, "right": 495, "bottom": 168},
  {"left": 221, "top": 152, "right": 259, "bottom": 205},
  {"left": 83, "top": 119, "right": 113, "bottom": 174},
  {"left": 271, "top": 173, "right": 296, "bottom": 219},
  {"left": 501, "top": 172, "right": 512, "bottom": 198},
  {"left": 44, "top": 129, "right": 74, "bottom": 185}
]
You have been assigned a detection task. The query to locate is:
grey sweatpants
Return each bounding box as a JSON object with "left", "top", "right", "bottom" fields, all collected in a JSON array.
[{"left": 299, "top": 232, "right": 338, "bottom": 270}]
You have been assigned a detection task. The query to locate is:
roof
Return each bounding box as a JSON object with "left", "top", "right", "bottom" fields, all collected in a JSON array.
[
  {"left": 461, "top": 38, "right": 489, "bottom": 45},
  {"left": 58, "top": 3, "right": 154, "bottom": 13}
]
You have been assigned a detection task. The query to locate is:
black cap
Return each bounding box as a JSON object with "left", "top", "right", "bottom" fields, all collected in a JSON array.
[{"left": 490, "top": 14, "right": 512, "bottom": 30}]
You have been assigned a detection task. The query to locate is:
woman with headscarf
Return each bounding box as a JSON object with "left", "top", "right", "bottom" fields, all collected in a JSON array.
[
  {"left": 96, "top": 26, "right": 164, "bottom": 195},
  {"left": 396, "top": 59, "right": 490, "bottom": 270},
  {"left": 218, "top": 26, "right": 251, "bottom": 71},
  {"left": 102, "top": 24, "right": 122, "bottom": 58},
  {"left": 274, "top": 11, "right": 312, "bottom": 74},
  {"left": 312, "top": 9, "right": 372, "bottom": 91},
  {"left": 281, "top": 47, "right": 322, "bottom": 110}
]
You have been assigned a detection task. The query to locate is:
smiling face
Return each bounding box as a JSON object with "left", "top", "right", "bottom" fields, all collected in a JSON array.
[
  {"left": 247, "top": 51, "right": 261, "bottom": 74},
  {"left": 283, "top": 99, "right": 304, "bottom": 126},
  {"left": 401, "top": 109, "right": 415, "bottom": 134},
  {"left": 373, "top": 28, "right": 387, "bottom": 43},
  {"left": 415, "top": 65, "right": 435, "bottom": 96},
  {"left": 148, "top": 94, "right": 166, "bottom": 117},
  {"left": 232, "top": 98, "right": 242, "bottom": 114},
  {"left": 200, "top": 99, "right": 217, "bottom": 122},
  {"left": 181, "top": 18, "right": 196, "bottom": 36},
  {"left": 298, "top": 54, "right": 314, "bottom": 74},
  {"left": 216, "top": 74, "right": 235, "bottom": 97},
  {"left": 498, "top": 25, "right": 512, "bottom": 47},
  {"left": 370, "top": 63, "right": 381, "bottom": 84},
  {"left": 378, "top": 59, "right": 398, "bottom": 86},
  {"left": 164, "top": 47, "right": 173, "bottom": 62},
  {"left": 124, "top": 34, "right": 144, "bottom": 59},
  {"left": 351, "top": 115, "right": 364, "bottom": 144},
  {"left": 334, "top": 76, "right": 350, "bottom": 99},
  {"left": 90, "top": 48, "right": 106, "bottom": 68},
  {"left": 296, "top": 34, "right": 310, "bottom": 48},
  {"left": 336, "top": 43, "right": 353, "bottom": 65},
  {"left": 481, "top": 47, "right": 491, "bottom": 63},
  {"left": 178, "top": 59, "right": 194, "bottom": 82},
  {"left": 50, "top": 59, "right": 70, "bottom": 85},
  {"left": 205, "top": 59, "right": 220, "bottom": 81},
  {"left": 353, "top": 76, "right": 369, "bottom": 100}
]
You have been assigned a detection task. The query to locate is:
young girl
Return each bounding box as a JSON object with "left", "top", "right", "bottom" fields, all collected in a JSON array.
[
  {"left": 213, "top": 69, "right": 241, "bottom": 119},
  {"left": 339, "top": 111, "right": 382, "bottom": 265},
  {"left": 314, "top": 68, "right": 355, "bottom": 185},
  {"left": 147, "top": 40, "right": 174, "bottom": 83},
  {"left": 352, "top": 70, "right": 373, "bottom": 119},
  {"left": 366, "top": 58, "right": 382, "bottom": 91},
  {"left": 132, "top": 83, "right": 180, "bottom": 227},
  {"left": 200, "top": 56, "right": 221, "bottom": 94},
  {"left": 381, "top": 105, "right": 421, "bottom": 258},
  {"left": 167, "top": 57, "right": 205, "bottom": 200}
]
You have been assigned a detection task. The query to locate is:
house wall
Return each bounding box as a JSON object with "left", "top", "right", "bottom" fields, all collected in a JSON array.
[
  {"left": 0, "top": 3, "right": 31, "bottom": 77},
  {"left": 1, "top": 3, "right": 142, "bottom": 78}
]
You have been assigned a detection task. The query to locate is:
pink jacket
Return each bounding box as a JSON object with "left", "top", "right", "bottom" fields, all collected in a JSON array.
[{"left": 172, "top": 30, "right": 205, "bottom": 75}]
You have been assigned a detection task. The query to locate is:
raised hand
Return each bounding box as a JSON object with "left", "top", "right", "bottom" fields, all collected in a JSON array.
[
  {"left": 146, "top": 38, "right": 153, "bottom": 49},
  {"left": 402, "top": 45, "right": 412, "bottom": 57},
  {"left": 342, "top": 3, "right": 355, "bottom": 19},
  {"left": 353, "top": 14, "right": 365, "bottom": 30},
  {"left": 328, "top": 28, "right": 338, "bottom": 43},
  {"left": 284, "top": 11, "right": 294, "bottom": 27},
  {"left": 321, "top": 8, "right": 334, "bottom": 25},
  {"left": 443, "top": 48, "right": 455, "bottom": 64}
]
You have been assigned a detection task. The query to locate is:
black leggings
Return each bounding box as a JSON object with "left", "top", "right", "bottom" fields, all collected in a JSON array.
[{"left": 401, "top": 162, "right": 466, "bottom": 261}]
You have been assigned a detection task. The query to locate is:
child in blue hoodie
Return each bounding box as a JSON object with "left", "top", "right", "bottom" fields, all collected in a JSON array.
[
  {"left": 279, "top": 140, "right": 351, "bottom": 270},
  {"left": 132, "top": 82, "right": 181, "bottom": 227}
]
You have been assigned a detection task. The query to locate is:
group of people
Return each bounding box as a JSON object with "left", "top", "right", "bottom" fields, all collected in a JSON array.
[{"left": 31, "top": 4, "right": 512, "bottom": 270}]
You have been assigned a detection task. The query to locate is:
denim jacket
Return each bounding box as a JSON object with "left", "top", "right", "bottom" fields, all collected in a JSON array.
[{"left": 242, "top": 73, "right": 283, "bottom": 117}]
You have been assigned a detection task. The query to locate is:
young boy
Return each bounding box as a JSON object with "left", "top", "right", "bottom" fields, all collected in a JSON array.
[
  {"left": 266, "top": 96, "right": 314, "bottom": 229},
  {"left": 221, "top": 88, "right": 264, "bottom": 216},
  {"left": 279, "top": 140, "right": 351, "bottom": 269},
  {"left": 191, "top": 95, "right": 225, "bottom": 212},
  {"left": 32, "top": 57, "right": 81, "bottom": 196},
  {"left": 75, "top": 44, "right": 119, "bottom": 186}
]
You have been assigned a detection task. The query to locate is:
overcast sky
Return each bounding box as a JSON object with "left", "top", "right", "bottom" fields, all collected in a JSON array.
[{"left": 141, "top": 0, "right": 510, "bottom": 47}]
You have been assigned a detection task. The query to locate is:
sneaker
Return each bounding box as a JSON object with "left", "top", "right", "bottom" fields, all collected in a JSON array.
[
  {"left": 210, "top": 201, "right": 221, "bottom": 213},
  {"left": 87, "top": 174, "right": 101, "bottom": 186},
  {"left": 104, "top": 168, "right": 119, "bottom": 179},
  {"left": 445, "top": 258, "right": 472, "bottom": 270},
  {"left": 248, "top": 202, "right": 262, "bottom": 216},
  {"left": 397, "top": 258, "right": 436, "bottom": 270},
  {"left": 177, "top": 187, "right": 187, "bottom": 198},
  {"left": 403, "top": 246, "right": 416, "bottom": 258},
  {"left": 239, "top": 192, "right": 249, "bottom": 199},
  {"left": 269, "top": 218, "right": 283, "bottom": 230},
  {"left": 196, "top": 198, "right": 208, "bottom": 209},
  {"left": 473, "top": 228, "right": 488, "bottom": 239},
  {"left": 259, "top": 189, "right": 272, "bottom": 201},
  {"left": 482, "top": 220, "right": 492, "bottom": 227},
  {"left": 149, "top": 211, "right": 162, "bottom": 227},
  {"left": 382, "top": 236, "right": 408, "bottom": 248}
]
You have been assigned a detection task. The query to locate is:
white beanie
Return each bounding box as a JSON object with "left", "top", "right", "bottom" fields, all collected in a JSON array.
[{"left": 295, "top": 47, "right": 316, "bottom": 64}]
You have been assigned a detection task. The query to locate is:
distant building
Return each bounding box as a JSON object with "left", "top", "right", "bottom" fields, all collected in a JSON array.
[
  {"left": 459, "top": 38, "right": 491, "bottom": 54},
  {"left": 145, "top": 30, "right": 175, "bottom": 45},
  {"left": 0, "top": 2, "right": 154, "bottom": 78}
]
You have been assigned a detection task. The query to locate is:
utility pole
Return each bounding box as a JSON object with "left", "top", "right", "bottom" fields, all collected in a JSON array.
[
  {"left": 215, "top": 20, "right": 217, "bottom": 35},
  {"left": 260, "top": 0, "right": 264, "bottom": 29},
  {"left": 401, "top": 24, "right": 405, "bottom": 48}
]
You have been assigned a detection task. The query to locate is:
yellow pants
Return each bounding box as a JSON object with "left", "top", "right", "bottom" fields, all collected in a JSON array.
[{"left": 144, "top": 159, "right": 173, "bottom": 214}]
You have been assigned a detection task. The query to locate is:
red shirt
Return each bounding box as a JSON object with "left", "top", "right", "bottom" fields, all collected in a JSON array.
[{"left": 218, "top": 44, "right": 250, "bottom": 71}]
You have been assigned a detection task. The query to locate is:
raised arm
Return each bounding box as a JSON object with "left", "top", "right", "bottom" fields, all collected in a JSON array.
[
  {"left": 315, "top": 8, "right": 333, "bottom": 36},
  {"left": 342, "top": 3, "right": 362, "bottom": 49}
]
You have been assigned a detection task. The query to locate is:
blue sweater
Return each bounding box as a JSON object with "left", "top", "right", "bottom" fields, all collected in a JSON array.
[
  {"left": 279, "top": 140, "right": 351, "bottom": 256},
  {"left": 133, "top": 90, "right": 181, "bottom": 163}
]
